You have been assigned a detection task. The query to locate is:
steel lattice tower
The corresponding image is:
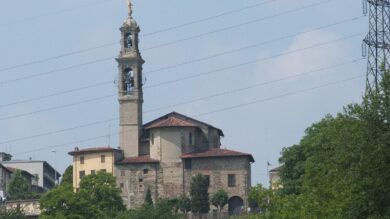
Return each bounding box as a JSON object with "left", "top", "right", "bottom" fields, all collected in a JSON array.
[{"left": 363, "top": 0, "right": 390, "bottom": 93}]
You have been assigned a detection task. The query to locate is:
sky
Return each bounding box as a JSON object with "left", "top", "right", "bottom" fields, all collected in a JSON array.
[{"left": 0, "top": 0, "right": 367, "bottom": 185}]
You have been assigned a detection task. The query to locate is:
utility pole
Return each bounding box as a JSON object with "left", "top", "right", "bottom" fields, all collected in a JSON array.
[{"left": 363, "top": 0, "right": 390, "bottom": 93}]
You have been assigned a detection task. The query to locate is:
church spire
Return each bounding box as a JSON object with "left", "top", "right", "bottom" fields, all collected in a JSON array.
[
  {"left": 117, "top": 0, "right": 145, "bottom": 158},
  {"left": 127, "top": 0, "right": 133, "bottom": 17}
]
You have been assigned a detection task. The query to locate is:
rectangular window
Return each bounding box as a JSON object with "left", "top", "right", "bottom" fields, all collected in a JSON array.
[
  {"left": 205, "top": 175, "right": 210, "bottom": 187},
  {"left": 79, "top": 171, "right": 85, "bottom": 179},
  {"left": 100, "top": 169, "right": 106, "bottom": 173},
  {"left": 91, "top": 170, "right": 96, "bottom": 175},
  {"left": 143, "top": 169, "right": 149, "bottom": 175},
  {"left": 101, "top": 155, "right": 106, "bottom": 163},
  {"left": 120, "top": 183, "right": 124, "bottom": 189},
  {"left": 189, "top": 132, "right": 193, "bottom": 145},
  {"left": 228, "top": 174, "right": 236, "bottom": 187},
  {"left": 184, "top": 159, "right": 192, "bottom": 169},
  {"left": 121, "top": 170, "right": 125, "bottom": 176},
  {"left": 80, "top": 156, "right": 84, "bottom": 164},
  {"left": 151, "top": 133, "right": 154, "bottom": 145}
]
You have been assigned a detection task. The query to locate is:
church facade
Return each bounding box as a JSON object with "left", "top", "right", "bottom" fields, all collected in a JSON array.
[{"left": 69, "top": 1, "right": 254, "bottom": 214}]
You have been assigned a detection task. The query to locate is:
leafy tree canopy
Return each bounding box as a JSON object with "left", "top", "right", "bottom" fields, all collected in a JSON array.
[
  {"left": 7, "top": 170, "right": 29, "bottom": 200},
  {"left": 211, "top": 189, "right": 228, "bottom": 212},
  {"left": 190, "top": 174, "right": 210, "bottom": 214}
]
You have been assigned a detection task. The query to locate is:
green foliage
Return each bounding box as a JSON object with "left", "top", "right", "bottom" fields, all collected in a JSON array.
[
  {"left": 60, "top": 165, "right": 72, "bottom": 185},
  {"left": 176, "top": 194, "right": 191, "bottom": 213},
  {"left": 144, "top": 187, "right": 153, "bottom": 206},
  {"left": 40, "top": 171, "right": 125, "bottom": 219},
  {"left": 0, "top": 208, "right": 26, "bottom": 219},
  {"left": 190, "top": 174, "right": 210, "bottom": 214},
  {"left": 211, "top": 189, "right": 228, "bottom": 212},
  {"left": 115, "top": 199, "right": 180, "bottom": 219},
  {"left": 248, "top": 184, "right": 272, "bottom": 213},
  {"left": 7, "top": 170, "right": 29, "bottom": 200},
  {"left": 268, "top": 72, "right": 390, "bottom": 218}
]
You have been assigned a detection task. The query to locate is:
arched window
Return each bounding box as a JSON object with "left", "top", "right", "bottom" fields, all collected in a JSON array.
[
  {"left": 125, "top": 33, "right": 133, "bottom": 48},
  {"left": 124, "top": 68, "right": 134, "bottom": 94}
]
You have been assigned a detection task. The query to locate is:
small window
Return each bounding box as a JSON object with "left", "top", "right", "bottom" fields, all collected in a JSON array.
[
  {"left": 100, "top": 169, "right": 106, "bottom": 173},
  {"left": 121, "top": 170, "right": 125, "bottom": 176},
  {"left": 139, "top": 178, "right": 143, "bottom": 182},
  {"left": 205, "top": 175, "right": 210, "bottom": 187},
  {"left": 79, "top": 171, "right": 85, "bottom": 179},
  {"left": 184, "top": 159, "right": 192, "bottom": 169},
  {"left": 143, "top": 169, "right": 149, "bottom": 175},
  {"left": 80, "top": 156, "right": 84, "bottom": 164},
  {"left": 91, "top": 170, "right": 96, "bottom": 175},
  {"left": 120, "top": 183, "right": 124, "bottom": 189},
  {"left": 189, "top": 132, "right": 193, "bottom": 145},
  {"left": 228, "top": 174, "right": 236, "bottom": 187},
  {"left": 139, "top": 185, "right": 143, "bottom": 188},
  {"left": 101, "top": 155, "right": 106, "bottom": 163}
]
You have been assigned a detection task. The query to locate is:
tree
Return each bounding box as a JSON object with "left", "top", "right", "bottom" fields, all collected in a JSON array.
[
  {"left": 60, "top": 165, "right": 72, "bottom": 185},
  {"left": 7, "top": 170, "right": 29, "bottom": 200},
  {"left": 177, "top": 194, "right": 191, "bottom": 213},
  {"left": 116, "top": 199, "right": 180, "bottom": 219},
  {"left": 190, "top": 174, "right": 210, "bottom": 215},
  {"left": 0, "top": 208, "right": 26, "bottom": 219},
  {"left": 144, "top": 187, "right": 153, "bottom": 206},
  {"left": 40, "top": 171, "right": 125, "bottom": 218},
  {"left": 272, "top": 72, "right": 390, "bottom": 218},
  {"left": 79, "top": 171, "right": 125, "bottom": 217},
  {"left": 211, "top": 189, "right": 228, "bottom": 212}
]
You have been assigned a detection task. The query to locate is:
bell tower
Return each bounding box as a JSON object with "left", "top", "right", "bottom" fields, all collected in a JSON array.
[{"left": 116, "top": 0, "right": 145, "bottom": 157}]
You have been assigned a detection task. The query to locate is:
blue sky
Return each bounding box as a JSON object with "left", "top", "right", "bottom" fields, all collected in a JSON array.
[{"left": 0, "top": 0, "right": 367, "bottom": 185}]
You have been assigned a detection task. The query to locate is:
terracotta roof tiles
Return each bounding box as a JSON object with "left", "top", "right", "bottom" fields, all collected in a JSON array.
[
  {"left": 68, "top": 147, "right": 120, "bottom": 156},
  {"left": 117, "top": 155, "right": 159, "bottom": 164},
  {"left": 181, "top": 148, "right": 254, "bottom": 162}
]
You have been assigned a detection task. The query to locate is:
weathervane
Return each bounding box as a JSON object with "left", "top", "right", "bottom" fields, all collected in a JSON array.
[{"left": 127, "top": 0, "right": 133, "bottom": 16}]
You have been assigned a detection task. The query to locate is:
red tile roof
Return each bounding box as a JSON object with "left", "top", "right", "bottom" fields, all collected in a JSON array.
[
  {"left": 68, "top": 147, "right": 120, "bottom": 156},
  {"left": 117, "top": 155, "right": 159, "bottom": 164},
  {"left": 181, "top": 148, "right": 254, "bottom": 162},
  {"left": 143, "top": 112, "right": 224, "bottom": 136},
  {"left": 145, "top": 116, "right": 198, "bottom": 129}
]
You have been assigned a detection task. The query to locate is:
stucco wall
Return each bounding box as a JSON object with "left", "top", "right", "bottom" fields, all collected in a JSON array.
[{"left": 72, "top": 151, "right": 114, "bottom": 190}]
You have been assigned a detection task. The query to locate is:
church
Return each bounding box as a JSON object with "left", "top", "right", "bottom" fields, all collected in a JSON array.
[{"left": 68, "top": 1, "right": 254, "bottom": 215}]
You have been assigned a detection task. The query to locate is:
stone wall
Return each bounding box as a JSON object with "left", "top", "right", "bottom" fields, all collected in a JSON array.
[
  {"left": 183, "top": 157, "right": 251, "bottom": 208},
  {"left": 115, "top": 163, "right": 159, "bottom": 209}
]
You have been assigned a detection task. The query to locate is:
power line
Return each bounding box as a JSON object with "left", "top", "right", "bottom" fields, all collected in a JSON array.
[
  {"left": 145, "top": 33, "right": 363, "bottom": 88},
  {"left": 193, "top": 74, "right": 364, "bottom": 117},
  {"left": 12, "top": 73, "right": 364, "bottom": 156},
  {"left": 0, "top": 58, "right": 363, "bottom": 145},
  {"left": 142, "top": 0, "right": 333, "bottom": 51},
  {"left": 0, "top": 0, "right": 327, "bottom": 73},
  {"left": 0, "top": 15, "right": 363, "bottom": 108},
  {"left": 145, "top": 16, "right": 364, "bottom": 74},
  {"left": 0, "top": 57, "right": 113, "bottom": 85},
  {"left": 0, "top": 94, "right": 115, "bottom": 122},
  {"left": 0, "top": 80, "right": 113, "bottom": 108},
  {"left": 141, "top": 0, "right": 277, "bottom": 37},
  {"left": 0, "top": 0, "right": 111, "bottom": 26},
  {"left": 0, "top": 33, "right": 362, "bottom": 121}
]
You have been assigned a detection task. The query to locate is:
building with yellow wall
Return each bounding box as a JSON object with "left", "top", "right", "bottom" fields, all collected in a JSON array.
[{"left": 68, "top": 147, "right": 123, "bottom": 191}]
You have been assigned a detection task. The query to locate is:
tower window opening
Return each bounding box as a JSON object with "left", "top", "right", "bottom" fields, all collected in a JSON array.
[
  {"left": 124, "top": 68, "right": 135, "bottom": 94},
  {"left": 189, "top": 132, "right": 193, "bottom": 145},
  {"left": 125, "top": 33, "right": 133, "bottom": 48}
]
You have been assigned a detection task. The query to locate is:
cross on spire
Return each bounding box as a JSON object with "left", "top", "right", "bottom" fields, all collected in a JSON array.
[{"left": 127, "top": 0, "right": 133, "bottom": 16}]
